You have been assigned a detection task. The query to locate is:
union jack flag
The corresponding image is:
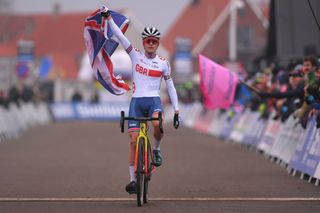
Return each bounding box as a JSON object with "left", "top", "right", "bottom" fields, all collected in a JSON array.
[{"left": 84, "top": 9, "right": 130, "bottom": 95}]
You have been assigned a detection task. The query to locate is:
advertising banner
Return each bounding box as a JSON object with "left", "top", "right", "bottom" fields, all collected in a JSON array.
[
  {"left": 289, "top": 116, "right": 318, "bottom": 175},
  {"left": 50, "top": 102, "right": 129, "bottom": 121},
  {"left": 257, "top": 117, "right": 281, "bottom": 154}
]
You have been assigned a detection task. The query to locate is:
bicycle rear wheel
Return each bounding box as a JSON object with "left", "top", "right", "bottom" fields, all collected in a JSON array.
[{"left": 136, "top": 138, "right": 145, "bottom": 207}]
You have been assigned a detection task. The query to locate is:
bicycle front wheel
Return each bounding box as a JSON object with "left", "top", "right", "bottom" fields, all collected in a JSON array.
[
  {"left": 143, "top": 139, "right": 152, "bottom": 203},
  {"left": 136, "top": 138, "right": 145, "bottom": 207}
]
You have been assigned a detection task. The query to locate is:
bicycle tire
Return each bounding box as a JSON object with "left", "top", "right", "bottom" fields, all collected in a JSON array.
[
  {"left": 120, "top": 111, "right": 125, "bottom": 133},
  {"left": 143, "top": 141, "right": 151, "bottom": 203},
  {"left": 158, "top": 112, "right": 163, "bottom": 133},
  {"left": 136, "top": 138, "right": 145, "bottom": 207}
]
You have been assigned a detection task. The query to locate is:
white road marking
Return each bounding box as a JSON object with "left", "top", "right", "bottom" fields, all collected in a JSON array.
[{"left": 0, "top": 197, "right": 320, "bottom": 202}]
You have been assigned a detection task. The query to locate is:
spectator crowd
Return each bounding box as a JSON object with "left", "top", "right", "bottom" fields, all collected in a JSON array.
[
  {"left": 0, "top": 85, "right": 38, "bottom": 109},
  {"left": 234, "top": 55, "right": 320, "bottom": 129}
]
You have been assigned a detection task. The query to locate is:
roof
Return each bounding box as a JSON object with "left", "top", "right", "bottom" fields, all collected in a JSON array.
[
  {"left": 0, "top": 43, "right": 16, "bottom": 56},
  {"left": 162, "top": 0, "right": 269, "bottom": 55},
  {"left": 119, "top": 10, "right": 169, "bottom": 58},
  {"left": 0, "top": 12, "right": 87, "bottom": 79},
  {"left": 0, "top": 10, "right": 170, "bottom": 79},
  {"left": 163, "top": 0, "right": 229, "bottom": 55}
]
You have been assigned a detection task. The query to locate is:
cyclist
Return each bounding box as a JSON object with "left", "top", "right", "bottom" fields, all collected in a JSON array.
[{"left": 100, "top": 6, "right": 180, "bottom": 194}]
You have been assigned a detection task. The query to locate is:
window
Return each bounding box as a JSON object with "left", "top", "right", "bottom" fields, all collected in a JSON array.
[{"left": 237, "top": 26, "right": 255, "bottom": 51}]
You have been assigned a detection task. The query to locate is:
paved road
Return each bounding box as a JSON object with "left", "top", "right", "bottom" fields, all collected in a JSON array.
[{"left": 0, "top": 121, "right": 319, "bottom": 212}]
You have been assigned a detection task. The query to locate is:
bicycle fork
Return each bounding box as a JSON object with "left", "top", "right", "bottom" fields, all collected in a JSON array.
[{"left": 134, "top": 137, "right": 155, "bottom": 180}]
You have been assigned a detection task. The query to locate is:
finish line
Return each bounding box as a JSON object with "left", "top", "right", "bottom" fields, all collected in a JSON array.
[{"left": 0, "top": 197, "right": 320, "bottom": 202}]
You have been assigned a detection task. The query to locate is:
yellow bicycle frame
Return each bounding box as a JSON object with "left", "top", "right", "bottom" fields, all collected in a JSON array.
[{"left": 134, "top": 122, "right": 150, "bottom": 174}]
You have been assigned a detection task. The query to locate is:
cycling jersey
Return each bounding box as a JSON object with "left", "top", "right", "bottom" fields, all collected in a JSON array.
[
  {"left": 107, "top": 18, "right": 179, "bottom": 112},
  {"left": 128, "top": 48, "right": 170, "bottom": 98}
]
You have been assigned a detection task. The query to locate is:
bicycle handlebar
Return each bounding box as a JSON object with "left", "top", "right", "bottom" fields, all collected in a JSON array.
[{"left": 120, "top": 111, "right": 163, "bottom": 134}]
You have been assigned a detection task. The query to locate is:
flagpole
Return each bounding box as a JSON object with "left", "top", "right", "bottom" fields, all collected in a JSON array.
[
  {"left": 229, "top": 0, "right": 244, "bottom": 61},
  {"left": 238, "top": 80, "right": 260, "bottom": 94}
]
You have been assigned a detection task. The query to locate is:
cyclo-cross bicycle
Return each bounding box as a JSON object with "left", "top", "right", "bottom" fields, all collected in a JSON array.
[{"left": 120, "top": 111, "right": 163, "bottom": 207}]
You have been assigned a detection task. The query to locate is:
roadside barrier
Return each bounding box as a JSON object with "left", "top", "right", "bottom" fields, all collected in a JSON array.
[
  {"left": 50, "top": 102, "right": 129, "bottom": 121},
  {"left": 0, "top": 102, "right": 51, "bottom": 142},
  {"left": 177, "top": 102, "right": 320, "bottom": 186},
  {"left": 2, "top": 101, "right": 319, "bottom": 185},
  {"left": 0, "top": 101, "right": 130, "bottom": 141}
]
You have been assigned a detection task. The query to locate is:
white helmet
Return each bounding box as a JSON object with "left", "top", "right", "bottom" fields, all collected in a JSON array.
[{"left": 141, "top": 27, "right": 161, "bottom": 39}]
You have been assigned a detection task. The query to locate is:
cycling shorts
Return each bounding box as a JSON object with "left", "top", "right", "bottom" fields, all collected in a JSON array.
[{"left": 128, "top": 97, "right": 163, "bottom": 132}]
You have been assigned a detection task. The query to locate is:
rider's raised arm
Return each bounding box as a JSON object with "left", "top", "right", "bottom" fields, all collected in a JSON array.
[
  {"left": 104, "top": 11, "right": 134, "bottom": 56},
  {"left": 163, "top": 60, "right": 179, "bottom": 113}
]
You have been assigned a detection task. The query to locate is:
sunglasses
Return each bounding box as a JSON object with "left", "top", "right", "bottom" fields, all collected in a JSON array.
[{"left": 144, "top": 38, "right": 159, "bottom": 45}]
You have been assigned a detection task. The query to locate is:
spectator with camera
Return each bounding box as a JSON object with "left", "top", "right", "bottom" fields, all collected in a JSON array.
[
  {"left": 302, "top": 55, "right": 318, "bottom": 84},
  {"left": 293, "top": 55, "right": 318, "bottom": 127},
  {"left": 304, "top": 63, "right": 320, "bottom": 128}
]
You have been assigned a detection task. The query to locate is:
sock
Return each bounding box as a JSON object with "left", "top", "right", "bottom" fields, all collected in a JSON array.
[
  {"left": 129, "top": 166, "right": 136, "bottom": 182},
  {"left": 153, "top": 139, "right": 161, "bottom": 151}
]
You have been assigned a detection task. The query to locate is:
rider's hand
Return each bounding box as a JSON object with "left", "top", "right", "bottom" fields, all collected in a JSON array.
[
  {"left": 100, "top": 5, "right": 110, "bottom": 17},
  {"left": 173, "top": 113, "right": 180, "bottom": 129}
]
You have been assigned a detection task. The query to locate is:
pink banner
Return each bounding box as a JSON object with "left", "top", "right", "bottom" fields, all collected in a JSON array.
[{"left": 198, "top": 54, "right": 238, "bottom": 109}]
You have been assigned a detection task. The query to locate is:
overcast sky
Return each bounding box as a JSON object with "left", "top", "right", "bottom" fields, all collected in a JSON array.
[{"left": 11, "top": 0, "right": 191, "bottom": 34}]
